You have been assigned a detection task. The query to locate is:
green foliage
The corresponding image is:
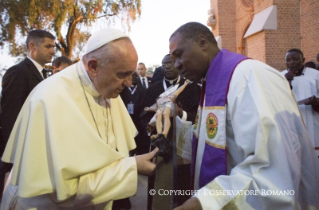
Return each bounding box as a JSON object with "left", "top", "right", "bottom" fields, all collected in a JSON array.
[{"left": 0, "top": 0, "right": 142, "bottom": 60}]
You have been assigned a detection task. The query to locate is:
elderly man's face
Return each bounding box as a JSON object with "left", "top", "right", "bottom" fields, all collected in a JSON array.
[
  {"left": 169, "top": 33, "right": 205, "bottom": 82},
  {"left": 93, "top": 39, "right": 138, "bottom": 99},
  {"left": 137, "top": 64, "right": 146, "bottom": 77}
]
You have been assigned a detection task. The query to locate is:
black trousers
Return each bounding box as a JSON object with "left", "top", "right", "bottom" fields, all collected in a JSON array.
[{"left": 0, "top": 160, "right": 13, "bottom": 200}]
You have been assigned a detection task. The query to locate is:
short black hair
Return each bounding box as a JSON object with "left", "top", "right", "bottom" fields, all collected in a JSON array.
[
  {"left": 52, "top": 56, "right": 72, "bottom": 68},
  {"left": 138, "top": 62, "right": 146, "bottom": 68},
  {"left": 287, "top": 48, "right": 304, "bottom": 59},
  {"left": 26, "top": 30, "right": 55, "bottom": 50},
  {"left": 170, "top": 22, "right": 216, "bottom": 44}
]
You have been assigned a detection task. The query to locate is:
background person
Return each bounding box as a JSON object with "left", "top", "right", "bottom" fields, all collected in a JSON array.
[
  {"left": 120, "top": 71, "right": 147, "bottom": 156},
  {"left": 137, "top": 62, "right": 152, "bottom": 89},
  {"left": 52, "top": 56, "right": 72, "bottom": 74},
  {"left": 0, "top": 29, "right": 55, "bottom": 199},
  {"left": 140, "top": 54, "right": 201, "bottom": 209},
  {"left": 282, "top": 48, "right": 319, "bottom": 157}
]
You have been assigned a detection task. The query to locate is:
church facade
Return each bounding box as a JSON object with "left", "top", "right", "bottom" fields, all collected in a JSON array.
[{"left": 207, "top": 0, "right": 319, "bottom": 70}]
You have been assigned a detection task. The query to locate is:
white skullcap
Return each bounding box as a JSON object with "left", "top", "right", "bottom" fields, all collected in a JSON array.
[{"left": 82, "top": 28, "right": 128, "bottom": 55}]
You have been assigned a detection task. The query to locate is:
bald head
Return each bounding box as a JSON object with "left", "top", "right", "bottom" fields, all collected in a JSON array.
[{"left": 169, "top": 22, "right": 220, "bottom": 82}]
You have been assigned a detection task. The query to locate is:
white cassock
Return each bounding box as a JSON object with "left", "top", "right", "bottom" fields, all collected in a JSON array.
[
  {"left": 193, "top": 60, "right": 319, "bottom": 209},
  {"left": 281, "top": 67, "right": 319, "bottom": 155},
  {"left": 1, "top": 62, "right": 137, "bottom": 210}
]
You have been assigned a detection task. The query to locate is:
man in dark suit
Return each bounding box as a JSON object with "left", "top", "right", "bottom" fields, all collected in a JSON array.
[
  {"left": 137, "top": 62, "right": 152, "bottom": 89},
  {"left": 120, "top": 71, "right": 147, "bottom": 155},
  {"left": 151, "top": 66, "right": 164, "bottom": 83},
  {"left": 140, "top": 54, "right": 201, "bottom": 209},
  {"left": 0, "top": 29, "right": 55, "bottom": 197},
  {"left": 115, "top": 71, "right": 147, "bottom": 210}
]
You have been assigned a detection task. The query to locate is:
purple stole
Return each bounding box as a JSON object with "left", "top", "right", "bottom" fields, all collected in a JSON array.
[{"left": 191, "top": 49, "right": 248, "bottom": 189}]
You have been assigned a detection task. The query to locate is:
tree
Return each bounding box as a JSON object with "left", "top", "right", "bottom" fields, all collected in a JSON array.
[{"left": 0, "top": 0, "right": 141, "bottom": 60}]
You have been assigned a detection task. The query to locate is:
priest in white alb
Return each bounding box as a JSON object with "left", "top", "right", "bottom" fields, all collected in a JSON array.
[
  {"left": 169, "top": 22, "right": 319, "bottom": 210},
  {"left": 282, "top": 48, "right": 319, "bottom": 157},
  {"left": 0, "top": 28, "right": 158, "bottom": 210}
]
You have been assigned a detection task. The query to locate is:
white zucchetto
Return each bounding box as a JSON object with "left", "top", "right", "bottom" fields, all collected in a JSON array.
[{"left": 82, "top": 28, "right": 128, "bottom": 56}]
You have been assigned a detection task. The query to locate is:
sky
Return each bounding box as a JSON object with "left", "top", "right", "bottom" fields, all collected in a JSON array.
[{"left": 0, "top": 0, "right": 210, "bottom": 69}]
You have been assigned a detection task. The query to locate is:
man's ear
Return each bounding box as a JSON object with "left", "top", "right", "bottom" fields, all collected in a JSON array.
[
  {"left": 196, "top": 35, "right": 208, "bottom": 51},
  {"left": 86, "top": 59, "right": 98, "bottom": 77},
  {"left": 302, "top": 57, "right": 306, "bottom": 64},
  {"left": 29, "top": 42, "right": 37, "bottom": 52}
]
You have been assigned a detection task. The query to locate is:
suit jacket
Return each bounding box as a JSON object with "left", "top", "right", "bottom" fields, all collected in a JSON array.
[
  {"left": 137, "top": 76, "right": 152, "bottom": 89},
  {"left": 120, "top": 84, "right": 147, "bottom": 129},
  {"left": 0, "top": 57, "right": 43, "bottom": 155},
  {"left": 151, "top": 66, "right": 164, "bottom": 83},
  {"left": 138, "top": 77, "right": 201, "bottom": 154},
  {"left": 120, "top": 84, "right": 147, "bottom": 155}
]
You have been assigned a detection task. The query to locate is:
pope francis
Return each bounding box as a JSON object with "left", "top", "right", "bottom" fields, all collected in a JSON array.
[{"left": 0, "top": 28, "right": 158, "bottom": 210}]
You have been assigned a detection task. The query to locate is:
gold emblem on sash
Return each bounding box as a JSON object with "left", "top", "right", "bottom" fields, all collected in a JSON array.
[
  {"left": 194, "top": 110, "right": 199, "bottom": 130},
  {"left": 206, "top": 112, "right": 218, "bottom": 139}
]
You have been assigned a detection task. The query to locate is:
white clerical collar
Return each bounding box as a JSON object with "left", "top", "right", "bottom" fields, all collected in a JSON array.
[
  {"left": 27, "top": 56, "right": 44, "bottom": 76},
  {"left": 164, "top": 76, "right": 179, "bottom": 85},
  {"left": 77, "top": 61, "right": 111, "bottom": 106},
  {"left": 163, "top": 76, "right": 180, "bottom": 90}
]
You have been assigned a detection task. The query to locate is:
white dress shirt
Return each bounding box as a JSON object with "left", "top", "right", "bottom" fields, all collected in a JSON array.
[
  {"left": 139, "top": 76, "right": 149, "bottom": 89},
  {"left": 27, "top": 56, "right": 45, "bottom": 78}
]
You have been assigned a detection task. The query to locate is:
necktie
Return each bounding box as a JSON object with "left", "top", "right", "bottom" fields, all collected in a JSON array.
[
  {"left": 142, "top": 78, "right": 146, "bottom": 88},
  {"left": 42, "top": 69, "right": 47, "bottom": 79}
]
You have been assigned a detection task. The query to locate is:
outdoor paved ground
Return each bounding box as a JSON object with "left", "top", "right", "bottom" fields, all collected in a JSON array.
[{"left": 130, "top": 175, "right": 148, "bottom": 210}]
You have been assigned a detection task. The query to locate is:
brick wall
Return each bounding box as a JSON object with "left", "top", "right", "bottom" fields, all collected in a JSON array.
[
  {"left": 210, "top": 0, "right": 237, "bottom": 52},
  {"left": 254, "top": 0, "right": 274, "bottom": 13},
  {"left": 265, "top": 0, "right": 301, "bottom": 70},
  {"left": 246, "top": 32, "right": 266, "bottom": 62},
  {"left": 209, "top": 0, "right": 316, "bottom": 70},
  {"left": 301, "top": 0, "right": 319, "bottom": 63}
]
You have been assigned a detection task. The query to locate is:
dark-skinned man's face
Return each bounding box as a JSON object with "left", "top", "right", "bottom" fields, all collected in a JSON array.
[
  {"left": 161, "top": 55, "right": 179, "bottom": 80},
  {"left": 285, "top": 51, "right": 305, "bottom": 72},
  {"left": 131, "top": 72, "right": 138, "bottom": 86},
  {"left": 169, "top": 32, "right": 206, "bottom": 82}
]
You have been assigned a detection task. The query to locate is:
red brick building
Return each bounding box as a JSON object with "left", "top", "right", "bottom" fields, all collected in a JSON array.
[{"left": 207, "top": 0, "right": 319, "bottom": 70}]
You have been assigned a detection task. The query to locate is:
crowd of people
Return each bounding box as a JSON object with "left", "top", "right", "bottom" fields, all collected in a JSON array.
[{"left": 0, "top": 22, "right": 318, "bottom": 210}]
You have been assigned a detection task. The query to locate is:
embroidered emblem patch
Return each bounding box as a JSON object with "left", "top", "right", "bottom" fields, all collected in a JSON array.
[
  {"left": 206, "top": 113, "right": 218, "bottom": 139},
  {"left": 194, "top": 110, "right": 199, "bottom": 130}
]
